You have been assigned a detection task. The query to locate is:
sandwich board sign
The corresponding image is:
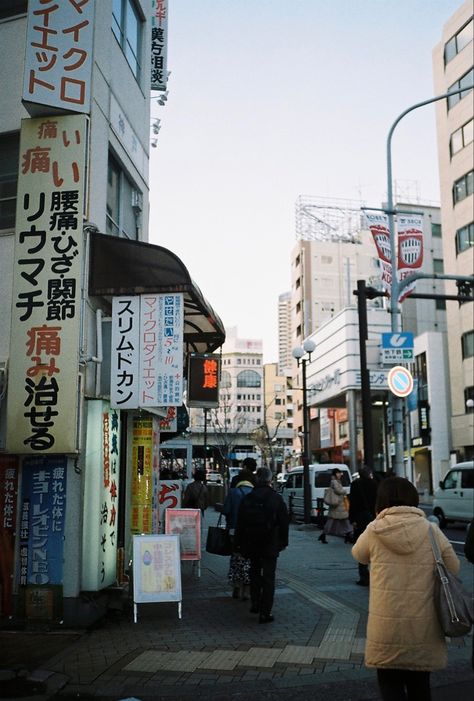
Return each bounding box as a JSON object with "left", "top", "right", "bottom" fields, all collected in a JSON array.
[{"left": 132, "top": 534, "right": 182, "bottom": 623}]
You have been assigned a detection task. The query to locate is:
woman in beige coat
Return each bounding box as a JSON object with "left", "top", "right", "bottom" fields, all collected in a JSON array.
[
  {"left": 318, "top": 468, "right": 352, "bottom": 543},
  {"left": 352, "top": 476, "right": 460, "bottom": 701}
]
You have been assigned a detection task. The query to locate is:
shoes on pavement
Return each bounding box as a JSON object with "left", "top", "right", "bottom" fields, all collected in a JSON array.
[
  {"left": 258, "top": 614, "right": 274, "bottom": 624},
  {"left": 356, "top": 580, "right": 369, "bottom": 587},
  {"left": 344, "top": 533, "right": 354, "bottom": 544},
  {"left": 318, "top": 533, "right": 327, "bottom": 544}
]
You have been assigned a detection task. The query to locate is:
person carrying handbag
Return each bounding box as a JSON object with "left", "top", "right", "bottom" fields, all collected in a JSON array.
[{"left": 318, "top": 468, "right": 353, "bottom": 544}]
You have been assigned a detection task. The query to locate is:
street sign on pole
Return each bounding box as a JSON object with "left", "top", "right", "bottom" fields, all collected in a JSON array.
[
  {"left": 387, "top": 366, "right": 414, "bottom": 398},
  {"left": 381, "top": 332, "right": 414, "bottom": 363}
]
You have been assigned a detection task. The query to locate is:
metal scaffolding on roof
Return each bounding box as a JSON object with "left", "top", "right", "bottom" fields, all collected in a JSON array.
[{"left": 295, "top": 195, "right": 366, "bottom": 243}]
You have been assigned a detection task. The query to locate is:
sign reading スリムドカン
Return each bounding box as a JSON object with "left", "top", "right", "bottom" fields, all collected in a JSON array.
[
  {"left": 22, "top": 0, "right": 94, "bottom": 114},
  {"left": 6, "top": 115, "right": 87, "bottom": 454}
]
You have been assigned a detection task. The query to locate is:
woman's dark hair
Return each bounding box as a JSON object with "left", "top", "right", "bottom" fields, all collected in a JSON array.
[
  {"left": 193, "top": 468, "right": 205, "bottom": 482},
  {"left": 332, "top": 467, "right": 342, "bottom": 477},
  {"left": 375, "top": 476, "right": 419, "bottom": 513}
]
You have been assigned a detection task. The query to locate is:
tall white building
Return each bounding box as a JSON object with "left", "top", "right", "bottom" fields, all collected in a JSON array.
[
  {"left": 433, "top": 1, "right": 473, "bottom": 463},
  {"left": 278, "top": 291, "right": 292, "bottom": 375}
]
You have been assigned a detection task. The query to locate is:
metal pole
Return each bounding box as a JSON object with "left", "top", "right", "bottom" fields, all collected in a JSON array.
[
  {"left": 357, "top": 280, "right": 374, "bottom": 471},
  {"left": 203, "top": 408, "right": 208, "bottom": 474},
  {"left": 302, "top": 358, "right": 311, "bottom": 524},
  {"left": 385, "top": 85, "right": 473, "bottom": 476}
]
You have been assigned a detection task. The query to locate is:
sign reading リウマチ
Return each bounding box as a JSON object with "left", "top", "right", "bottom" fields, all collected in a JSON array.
[{"left": 381, "top": 332, "right": 414, "bottom": 363}]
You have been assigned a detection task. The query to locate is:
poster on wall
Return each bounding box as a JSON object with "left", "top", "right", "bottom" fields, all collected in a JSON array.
[
  {"left": 165, "top": 509, "right": 201, "bottom": 561},
  {"left": 0, "top": 456, "right": 19, "bottom": 616},
  {"left": 131, "top": 416, "right": 154, "bottom": 534},
  {"left": 82, "top": 401, "right": 121, "bottom": 591},
  {"left": 132, "top": 534, "right": 181, "bottom": 623},
  {"left": 6, "top": 114, "right": 87, "bottom": 454}
]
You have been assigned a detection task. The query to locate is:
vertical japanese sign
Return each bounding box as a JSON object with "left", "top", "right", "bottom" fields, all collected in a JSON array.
[
  {"left": 151, "top": 0, "right": 168, "bottom": 91},
  {"left": 157, "top": 479, "right": 182, "bottom": 533},
  {"left": 19, "top": 455, "right": 67, "bottom": 587},
  {"left": 82, "top": 401, "right": 121, "bottom": 590},
  {"left": 7, "top": 115, "right": 87, "bottom": 454},
  {"left": 187, "top": 354, "right": 221, "bottom": 408},
  {"left": 139, "top": 293, "right": 184, "bottom": 407},
  {"left": 23, "top": 0, "right": 95, "bottom": 114},
  {"left": 397, "top": 214, "right": 423, "bottom": 302},
  {"left": 365, "top": 212, "right": 392, "bottom": 295},
  {"left": 131, "top": 416, "right": 154, "bottom": 534},
  {"left": 111, "top": 296, "right": 140, "bottom": 409},
  {"left": 0, "top": 456, "right": 19, "bottom": 616}
]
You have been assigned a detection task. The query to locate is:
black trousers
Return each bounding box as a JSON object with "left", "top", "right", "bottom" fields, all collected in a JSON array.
[
  {"left": 376, "top": 668, "right": 431, "bottom": 701},
  {"left": 249, "top": 555, "right": 277, "bottom": 615}
]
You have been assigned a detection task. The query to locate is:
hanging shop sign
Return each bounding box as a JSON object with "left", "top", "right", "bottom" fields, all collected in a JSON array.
[
  {"left": 23, "top": 0, "right": 94, "bottom": 114},
  {"left": 187, "top": 354, "right": 221, "bottom": 408},
  {"left": 111, "top": 294, "right": 184, "bottom": 410},
  {"left": 151, "top": 0, "right": 168, "bottom": 91},
  {"left": 6, "top": 115, "right": 87, "bottom": 454},
  {"left": 82, "top": 401, "right": 121, "bottom": 591}
]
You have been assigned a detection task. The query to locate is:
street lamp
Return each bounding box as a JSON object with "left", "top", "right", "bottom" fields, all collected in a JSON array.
[{"left": 292, "top": 339, "right": 316, "bottom": 524}]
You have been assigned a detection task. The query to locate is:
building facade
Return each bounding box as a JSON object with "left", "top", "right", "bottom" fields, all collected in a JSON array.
[{"left": 433, "top": 1, "right": 473, "bottom": 463}]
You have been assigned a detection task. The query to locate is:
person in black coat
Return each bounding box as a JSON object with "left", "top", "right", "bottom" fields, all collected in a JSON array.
[
  {"left": 234, "top": 467, "right": 289, "bottom": 624},
  {"left": 349, "top": 466, "right": 378, "bottom": 586}
]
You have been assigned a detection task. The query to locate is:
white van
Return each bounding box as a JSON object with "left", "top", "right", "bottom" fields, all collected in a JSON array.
[
  {"left": 281, "top": 463, "right": 352, "bottom": 522},
  {"left": 432, "top": 461, "right": 474, "bottom": 528}
]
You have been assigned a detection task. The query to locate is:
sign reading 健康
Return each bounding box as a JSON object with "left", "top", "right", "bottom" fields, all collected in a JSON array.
[
  {"left": 6, "top": 115, "right": 87, "bottom": 454},
  {"left": 187, "top": 354, "right": 220, "bottom": 408}
]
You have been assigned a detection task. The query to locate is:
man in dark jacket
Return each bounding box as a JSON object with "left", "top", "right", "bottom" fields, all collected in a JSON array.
[
  {"left": 349, "top": 466, "right": 378, "bottom": 586},
  {"left": 230, "top": 456, "right": 257, "bottom": 488},
  {"left": 235, "top": 467, "right": 289, "bottom": 623}
]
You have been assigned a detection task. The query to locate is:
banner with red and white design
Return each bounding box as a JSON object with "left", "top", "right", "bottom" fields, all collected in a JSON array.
[
  {"left": 397, "top": 214, "right": 423, "bottom": 302},
  {"left": 365, "top": 212, "right": 392, "bottom": 295}
]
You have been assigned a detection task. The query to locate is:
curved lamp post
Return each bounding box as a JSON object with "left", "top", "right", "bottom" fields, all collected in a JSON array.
[{"left": 292, "top": 339, "right": 316, "bottom": 524}]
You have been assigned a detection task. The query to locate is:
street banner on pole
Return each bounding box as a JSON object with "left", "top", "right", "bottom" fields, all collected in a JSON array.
[
  {"left": 365, "top": 212, "right": 392, "bottom": 294},
  {"left": 397, "top": 214, "right": 423, "bottom": 302}
]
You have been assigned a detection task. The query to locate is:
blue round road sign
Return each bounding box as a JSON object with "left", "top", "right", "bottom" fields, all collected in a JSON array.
[{"left": 387, "top": 365, "right": 414, "bottom": 398}]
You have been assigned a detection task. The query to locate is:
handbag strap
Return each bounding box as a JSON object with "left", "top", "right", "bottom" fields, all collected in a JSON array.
[{"left": 428, "top": 524, "right": 459, "bottom": 624}]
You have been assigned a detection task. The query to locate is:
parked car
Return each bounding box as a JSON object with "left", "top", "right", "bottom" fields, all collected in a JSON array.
[
  {"left": 281, "top": 463, "right": 352, "bottom": 522},
  {"left": 432, "top": 461, "right": 474, "bottom": 528}
]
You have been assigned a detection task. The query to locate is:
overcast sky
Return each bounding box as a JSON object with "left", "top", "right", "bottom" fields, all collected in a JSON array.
[{"left": 149, "top": 0, "right": 462, "bottom": 363}]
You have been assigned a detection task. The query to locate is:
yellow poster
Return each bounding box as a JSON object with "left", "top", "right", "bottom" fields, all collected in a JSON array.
[{"left": 131, "top": 417, "right": 153, "bottom": 533}]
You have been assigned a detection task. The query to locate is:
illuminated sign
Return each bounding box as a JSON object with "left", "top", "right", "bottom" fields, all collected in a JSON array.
[{"left": 187, "top": 354, "right": 220, "bottom": 408}]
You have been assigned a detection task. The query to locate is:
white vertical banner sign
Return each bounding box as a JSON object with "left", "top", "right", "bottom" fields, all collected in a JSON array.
[
  {"left": 7, "top": 115, "right": 87, "bottom": 454},
  {"left": 139, "top": 294, "right": 160, "bottom": 407},
  {"left": 364, "top": 212, "right": 392, "bottom": 295},
  {"left": 156, "top": 294, "right": 184, "bottom": 406},
  {"left": 397, "top": 214, "right": 424, "bottom": 302},
  {"left": 151, "top": 0, "right": 168, "bottom": 91},
  {"left": 111, "top": 296, "right": 140, "bottom": 409}
]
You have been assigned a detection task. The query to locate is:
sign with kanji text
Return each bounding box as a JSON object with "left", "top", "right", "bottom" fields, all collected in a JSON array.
[
  {"left": 381, "top": 332, "right": 414, "bottom": 363},
  {"left": 187, "top": 354, "right": 221, "bottom": 408},
  {"left": 151, "top": 0, "right": 168, "bottom": 91},
  {"left": 165, "top": 509, "right": 201, "bottom": 560}
]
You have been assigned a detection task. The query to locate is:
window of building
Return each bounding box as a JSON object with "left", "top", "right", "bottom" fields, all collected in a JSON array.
[
  {"left": 453, "top": 170, "right": 474, "bottom": 204},
  {"left": 237, "top": 370, "right": 261, "bottom": 388},
  {"left": 321, "top": 255, "right": 333, "bottom": 264},
  {"left": 450, "top": 119, "right": 474, "bottom": 157},
  {"left": 220, "top": 371, "right": 231, "bottom": 388},
  {"left": 112, "top": 0, "right": 142, "bottom": 80},
  {"left": 0, "top": 132, "right": 19, "bottom": 231},
  {"left": 433, "top": 259, "right": 446, "bottom": 310},
  {"left": 456, "top": 222, "right": 474, "bottom": 254},
  {"left": 447, "top": 67, "right": 474, "bottom": 109},
  {"left": 106, "top": 154, "right": 140, "bottom": 239},
  {"left": 461, "top": 331, "right": 474, "bottom": 359},
  {"left": 465, "top": 386, "right": 474, "bottom": 413},
  {"left": 415, "top": 352, "right": 428, "bottom": 402},
  {"left": 431, "top": 222, "right": 442, "bottom": 238},
  {"left": 0, "top": 0, "right": 27, "bottom": 19},
  {"left": 444, "top": 18, "right": 473, "bottom": 64}
]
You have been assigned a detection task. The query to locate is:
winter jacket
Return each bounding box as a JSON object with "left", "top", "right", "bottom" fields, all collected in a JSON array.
[
  {"left": 182, "top": 480, "right": 208, "bottom": 513},
  {"left": 348, "top": 476, "right": 378, "bottom": 530},
  {"left": 327, "top": 477, "right": 349, "bottom": 520},
  {"left": 234, "top": 485, "right": 289, "bottom": 558},
  {"left": 222, "top": 481, "right": 254, "bottom": 532},
  {"left": 352, "top": 506, "right": 460, "bottom": 671}
]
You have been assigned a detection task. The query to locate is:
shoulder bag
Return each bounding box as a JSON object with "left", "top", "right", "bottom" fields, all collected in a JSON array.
[
  {"left": 428, "top": 525, "right": 473, "bottom": 637},
  {"left": 206, "top": 513, "right": 233, "bottom": 556},
  {"left": 323, "top": 487, "right": 339, "bottom": 507}
]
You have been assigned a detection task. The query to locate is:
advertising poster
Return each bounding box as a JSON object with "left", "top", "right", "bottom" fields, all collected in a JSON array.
[
  {"left": 0, "top": 456, "right": 19, "bottom": 616},
  {"left": 131, "top": 416, "right": 153, "bottom": 534},
  {"left": 397, "top": 214, "right": 424, "bottom": 302},
  {"left": 111, "top": 296, "right": 140, "bottom": 409},
  {"left": 365, "top": 212, "right": 392, "bottom": 294},
  {"left": 157, "top": 479, "right": 182, "bottom": 533},
  {"left": 151, "top": 0, "right": 168, "bottom": 91},
  {"left": 7, "top": 114, "right": 87, "bottom": 454},
  {"left": 165, "top": 509, "right": 201, "bottom": 560},
  {"left": 82, "top": 401, "right": 121, "bottom": 591},
  {"left": 132, "top": 534, "right": 181, "bottom": 622}
]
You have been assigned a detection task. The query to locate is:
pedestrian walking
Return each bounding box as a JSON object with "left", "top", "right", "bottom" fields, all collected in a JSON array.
[
  {"left": 464, "top": 518, "right": 474, "bottom": 670},
  {"left": 222, "top": 473, "right": 254, "bottom": 601},
  {"left": 318, "top": 467, "right": 352, "bottom": 544},
  {"left": 348, "top": 465, "right": 378, "bottom": 585},
  {"left": 182, "top": 468, "right": 208, "bottom": 515},
  {"left": 235, "top": 467, "right": 289, "bottom": 624},
  {"left": 352, "top": 476, "right": 460, "bottom": 701},
  {"left": 230, "top": 456, "right": 257, "bottom": 488}
]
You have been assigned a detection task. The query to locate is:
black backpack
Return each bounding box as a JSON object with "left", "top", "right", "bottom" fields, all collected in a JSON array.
[{"left": 239, "top": 491, "right": 275, "bottom": 545}]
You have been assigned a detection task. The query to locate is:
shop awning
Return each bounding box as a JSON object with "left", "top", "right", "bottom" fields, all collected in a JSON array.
[{"left": 88, "top": 231, "right": 225, "bottom": 354}]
